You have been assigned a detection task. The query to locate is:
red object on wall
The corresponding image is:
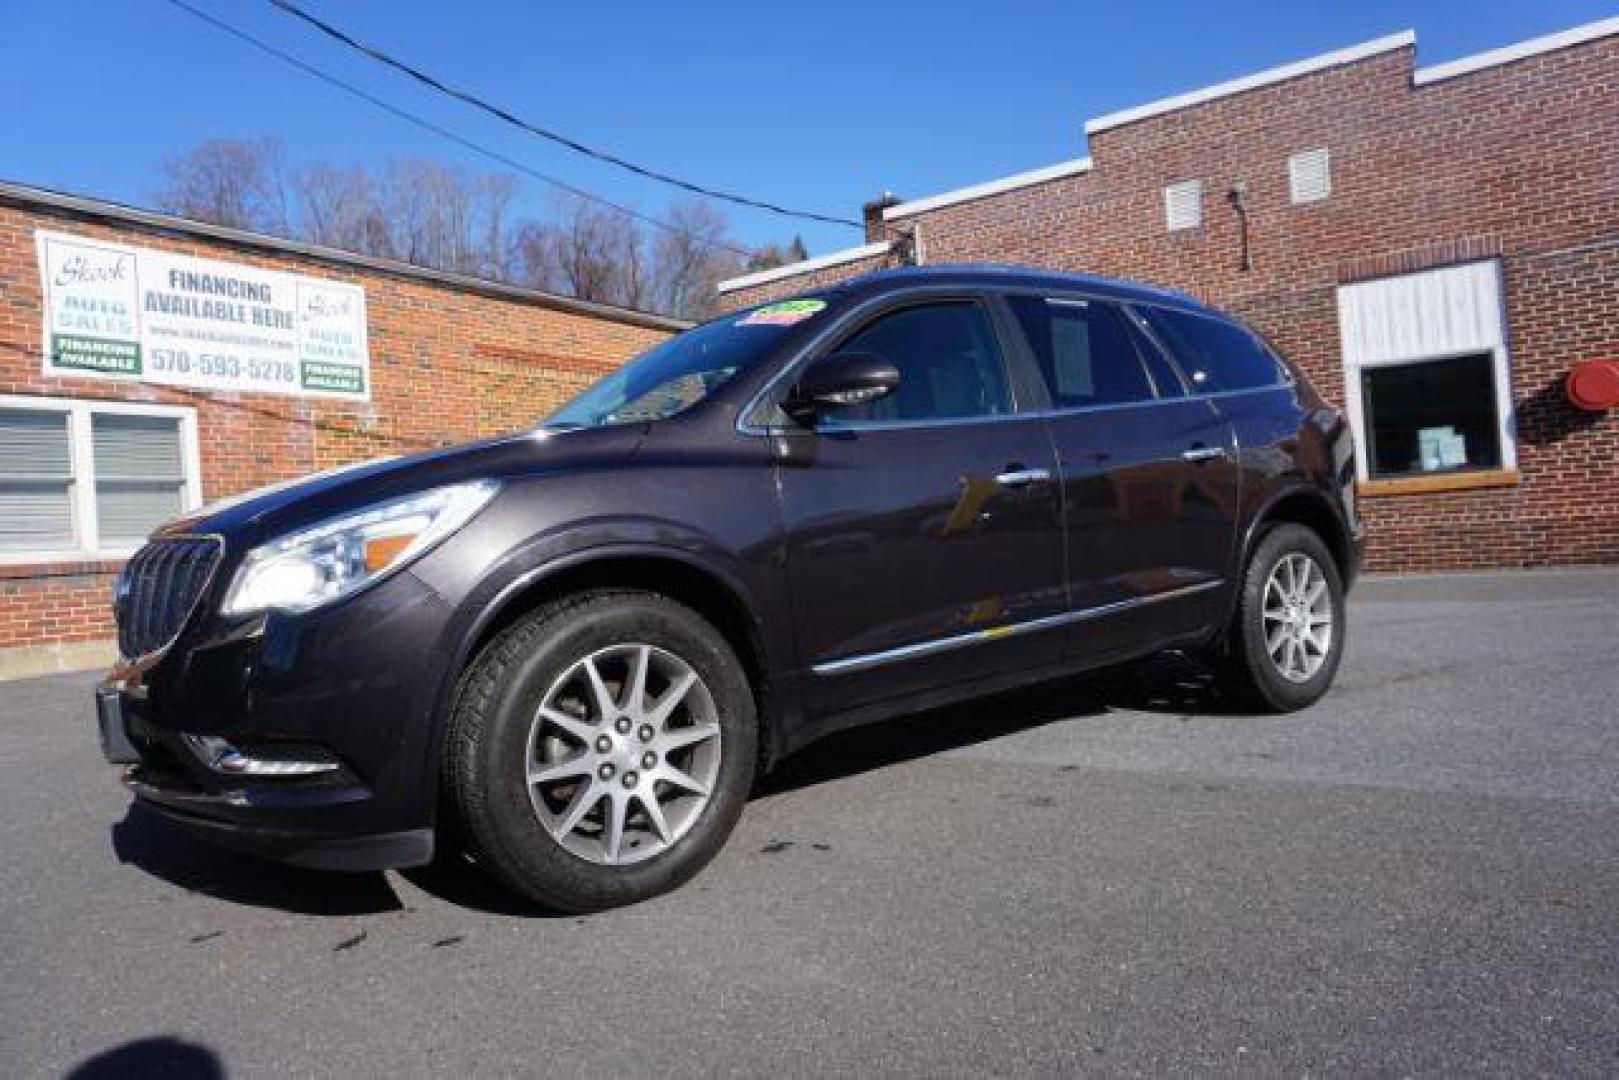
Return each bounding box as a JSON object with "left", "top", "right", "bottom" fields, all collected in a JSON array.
[{"left": 1566, "top": 359, "right": 1619, "bottom": 412}]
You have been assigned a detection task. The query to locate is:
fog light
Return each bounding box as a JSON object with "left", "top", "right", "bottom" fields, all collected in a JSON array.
[{"left": 184, "top": 735, "right": 341, "bottom": 777}]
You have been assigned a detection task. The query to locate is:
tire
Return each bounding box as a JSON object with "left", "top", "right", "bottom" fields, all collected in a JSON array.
[
  {"left": 445, "top": 589, "right": 757, "bottom": 913},
  {"left": 1216, "top": 523, "right": 1346, "bottom": 712}
]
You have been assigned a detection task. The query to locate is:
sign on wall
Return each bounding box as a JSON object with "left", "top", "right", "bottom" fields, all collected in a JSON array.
[{"left": 35, "top": 230, "right": 370, "bottom": 400}]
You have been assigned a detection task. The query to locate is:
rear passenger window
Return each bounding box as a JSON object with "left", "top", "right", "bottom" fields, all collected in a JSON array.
[
  {"left": 1140, "top": 307, "right": 1287, "bottom": 393},
  {"left": 826, "top": 301, "right": 1010, "bottom": 425},
  {"left": 1006, "top": 296, "right": 1158, "bottom": 408}
]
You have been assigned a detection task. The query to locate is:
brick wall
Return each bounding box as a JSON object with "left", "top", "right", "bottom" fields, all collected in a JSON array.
[
  {"left": 0, "top": 193, "right": 673, "bottom": 666},
  {"left": 721, "top": 33, "right": 1619, "bottom": 573}
]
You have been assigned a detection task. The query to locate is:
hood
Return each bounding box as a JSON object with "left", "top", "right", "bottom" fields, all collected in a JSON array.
[{"left": 158, "top": 424, "right": 646, "bottom": 548}]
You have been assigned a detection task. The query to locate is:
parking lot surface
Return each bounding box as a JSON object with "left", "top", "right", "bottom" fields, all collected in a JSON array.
[{"left": 4, "top": 569, "right": 1617, "bottom": 1076}]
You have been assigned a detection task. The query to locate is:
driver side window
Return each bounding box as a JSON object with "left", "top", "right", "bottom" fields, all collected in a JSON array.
[{"left": 821, "top": 301, "right": 1011, "bottom": 426}]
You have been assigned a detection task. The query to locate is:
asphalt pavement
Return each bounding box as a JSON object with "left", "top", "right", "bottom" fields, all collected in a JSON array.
[{"left": 3, "top": 568, "right": 1617, "bottom": 1077}]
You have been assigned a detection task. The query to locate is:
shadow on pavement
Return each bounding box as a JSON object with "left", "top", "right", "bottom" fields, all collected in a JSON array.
[
  {"left": 756, "top": 650, "right": 1251, "bottom": 798},
  {"left": 68, "top": 1037, "right": 224, "bottom": 1079},
  {"left": 112, "top": 803, "right": 404, "bottom": 916},
  {"left": 398, "top": 855, "right": 563, "bottom": 919},
  {"left": 110, "top": 652, "right": 1253, "bottom": 916}
]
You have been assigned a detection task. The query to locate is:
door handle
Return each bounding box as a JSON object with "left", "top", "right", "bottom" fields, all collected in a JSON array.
[
  {"left": 1182, "top": 445, "right": 1228, "bottom": 464},
  {"left": 994, "top": 467, "right": 1052, "bottom": 488}
]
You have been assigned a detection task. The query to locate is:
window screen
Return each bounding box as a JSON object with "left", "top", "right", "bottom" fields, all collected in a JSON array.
[
  {"left": 1141, "top": 307, "right": 1286, "bottom": 393},
  {"left": 0, "top": 409, "right": 75, "bottom": 552},
  {"left": 1360, "top": 353, "right": 1502, "bottom": 478},
  {"left": 92, "top": 414, "right": 186, "bottom": 543},
  {"left": 1007, "top": 296, "right": 1158, "bottom": 408},
  {"left": 825, "top": 302, "right": 1010, "bottom": 424}
]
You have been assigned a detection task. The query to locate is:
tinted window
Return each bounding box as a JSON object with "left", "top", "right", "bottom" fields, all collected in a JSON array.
[
  {"left": 1007, "top": 296, "right": 1157, "bottom": 408},
  {"left": 1126, "top": 314, "right": 1187, "bottom": 398},
  {"left": 1141, "top": 307, "right": 1286, "bottom": 393},
  {"left": 825, "top": 302, "right": 1010, "bottom": 424}
]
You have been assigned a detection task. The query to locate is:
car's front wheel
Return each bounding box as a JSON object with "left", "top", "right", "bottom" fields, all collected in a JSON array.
[
  {"left": 446, "top": 589, "right": 757, "bottom": 912},
  {"left": 1216, "top": 523, "right": 1346, "bottom": 712}
]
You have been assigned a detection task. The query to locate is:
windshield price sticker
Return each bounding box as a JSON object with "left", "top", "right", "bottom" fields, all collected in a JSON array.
[
  {"left": 36, "top": 230, "right": 371, "bottom": 400},
  {"left": 736, "top": 298, "right": 826, "bottom": 327}
]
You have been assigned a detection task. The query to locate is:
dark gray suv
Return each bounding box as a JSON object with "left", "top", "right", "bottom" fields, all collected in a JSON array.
[{"left": 96, "top": 265, "right": 1363, "bottom": 912}]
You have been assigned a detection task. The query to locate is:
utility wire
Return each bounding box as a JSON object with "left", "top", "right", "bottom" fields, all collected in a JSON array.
[
  {"left": 161, "top": 0, "right": 757, "bottom": 259},
  {"left": 269, "top": 0, "right": 863, "bottom": 229}
]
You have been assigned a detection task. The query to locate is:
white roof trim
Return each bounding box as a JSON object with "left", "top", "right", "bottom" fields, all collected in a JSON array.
[
  {"left": 1413, "top": 15, "right": 1619, "bottom": 85},
  {"left": 882, "top": 158, "right": 1093, "bottom": 221},
  {"left": 1084, "top": 30, "right": 1416, "bottom": 135},
  {"left": 715, "top": 241, "right": 890, "bottom": 295}
]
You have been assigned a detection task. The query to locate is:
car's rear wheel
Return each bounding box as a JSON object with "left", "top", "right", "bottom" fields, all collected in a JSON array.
[
  {"left": 1216, "top": 523, "right": 1346, "bottom": 712},
  {"left": 446, "top": 589, "right": 756, "bottom": 912}
]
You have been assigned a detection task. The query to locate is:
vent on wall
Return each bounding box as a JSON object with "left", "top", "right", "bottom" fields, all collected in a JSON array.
[
  {"left": 1164, "top": 180, "right": 1203, "bottom": 231},
  {"left": 1288, "top": 148, "right": 1331, "bottom": 204}
]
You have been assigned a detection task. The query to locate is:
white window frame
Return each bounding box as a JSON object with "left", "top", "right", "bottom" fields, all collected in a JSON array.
[
  {"left": 0, "top": 394, "right": 202, "bottom": 565},
  {"left": 1336, "top": 260, "right": 1516, "bottom": 483}
]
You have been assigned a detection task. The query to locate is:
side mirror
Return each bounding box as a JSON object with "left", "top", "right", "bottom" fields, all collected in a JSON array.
[{"left": 781, "top": 352, "right": 901, "bottom": 424}]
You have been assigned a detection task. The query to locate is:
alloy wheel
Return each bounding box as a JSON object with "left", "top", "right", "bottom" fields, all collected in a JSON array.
[
  {"left": 1262, "top": 552, "right": 1334, "bottom": 683},
  {"left": 525, "top": 643, "right": 721, "bottom": 865}
]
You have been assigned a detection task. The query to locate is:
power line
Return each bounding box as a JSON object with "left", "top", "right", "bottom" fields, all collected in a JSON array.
[
  {"left": 269, "top": 0, "right": 863, "bottom": 230},
  {"left": 160, "top": 0, "right": 757, "bottom": 259}
]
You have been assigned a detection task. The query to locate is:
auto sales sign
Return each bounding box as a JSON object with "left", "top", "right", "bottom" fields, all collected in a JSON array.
[{"left": 36, "top": 230, "right": 370, "bottom": 400}]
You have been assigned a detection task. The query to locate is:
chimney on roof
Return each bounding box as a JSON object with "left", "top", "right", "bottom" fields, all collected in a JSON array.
[{"left": 861, "top": 192, "right": 902, "bottom": 243}]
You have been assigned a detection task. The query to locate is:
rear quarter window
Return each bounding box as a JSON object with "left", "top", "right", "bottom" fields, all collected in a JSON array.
[{"left": 1141, "top": 307, "right": 1288, "bottom": 393}]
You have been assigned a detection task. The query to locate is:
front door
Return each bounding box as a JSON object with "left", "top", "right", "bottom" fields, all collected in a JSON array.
[{"left": 772, "top": 297, "right": 1067, "bottom": 718}]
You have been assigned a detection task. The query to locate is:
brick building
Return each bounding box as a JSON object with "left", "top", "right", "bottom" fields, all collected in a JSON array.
[
  {"left": 718, "top": 18, "right": 1619, "bottom": 575},
  {"left": 0, "top": 183, "right": 679, "bottom": 678}
]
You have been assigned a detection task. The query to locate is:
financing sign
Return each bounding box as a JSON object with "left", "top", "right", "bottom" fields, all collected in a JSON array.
[{"left": 36, "top": 230, "right": 370, "bottom": 399}]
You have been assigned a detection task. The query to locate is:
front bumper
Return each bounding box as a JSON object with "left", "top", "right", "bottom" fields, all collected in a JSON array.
[{"left": 96, "top": 568, "right": 456, "bottom": 873}]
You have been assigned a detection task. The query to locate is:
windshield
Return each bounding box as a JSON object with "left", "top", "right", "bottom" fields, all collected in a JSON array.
[{"left": 543, "top": 298, "right": 831, "bottom": 429}]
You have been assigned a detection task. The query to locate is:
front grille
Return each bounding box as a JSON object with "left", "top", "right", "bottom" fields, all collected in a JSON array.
[{"left": 115, "top": 537, "right": 223, "bottom": 659}]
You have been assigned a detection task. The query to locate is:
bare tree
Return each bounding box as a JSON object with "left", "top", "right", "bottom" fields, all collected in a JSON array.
[
  {"left": 156, "top": 137, "right": 787, "bottom": 318},
  {"left": 477, "top": 172, "right": 520, "bottom": 282},
  {"left": 650, "top": 200, "right": 745, "bottom": 320},
  {"left": 372, "top": 160, "right": 523, "bottom": 278},
  {"left": 380, "top": 159, "right": 459, "bottom": 271},
  {"left": 293, "top": 163, "right": 389, "bottom": 256},
  {"left": 155, "top": 136, "right": 291, "bottom": 233},
  {"left": 514, "top": 195, "right": 645, "bottom": 306}
]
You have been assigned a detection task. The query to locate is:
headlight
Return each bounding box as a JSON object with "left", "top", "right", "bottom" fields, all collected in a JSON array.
[{"left": 221, "top": 480, "right": 499, "bottom": 616}]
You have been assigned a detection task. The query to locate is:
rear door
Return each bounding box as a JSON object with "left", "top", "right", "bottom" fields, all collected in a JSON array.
[
  {"left": 772, "top": 294, "right": 1067, "bottom": 717},
  {"left": 998, "top": 292, "right": 1239, "bottom": 665}
]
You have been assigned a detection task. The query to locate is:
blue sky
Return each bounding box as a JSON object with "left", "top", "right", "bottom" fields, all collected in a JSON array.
[{"left": 4, "top": 1, "right": 1613, "bottom": 257}]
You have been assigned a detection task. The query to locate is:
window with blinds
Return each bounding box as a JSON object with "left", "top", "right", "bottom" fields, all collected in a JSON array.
[
  {"left": 92, "top": 414, "right": 186, "bottom": 544},
  {"left": 0, "top": 399, "right": 197, "bottom": 558},
  {"left": 0, "top": 409, "right": 75, "bottom": 552}
]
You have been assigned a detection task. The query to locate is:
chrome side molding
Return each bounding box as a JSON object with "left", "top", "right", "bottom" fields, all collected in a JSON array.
[{"left": 812, "top": 579, "right": 1223, "bottom": 676}]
